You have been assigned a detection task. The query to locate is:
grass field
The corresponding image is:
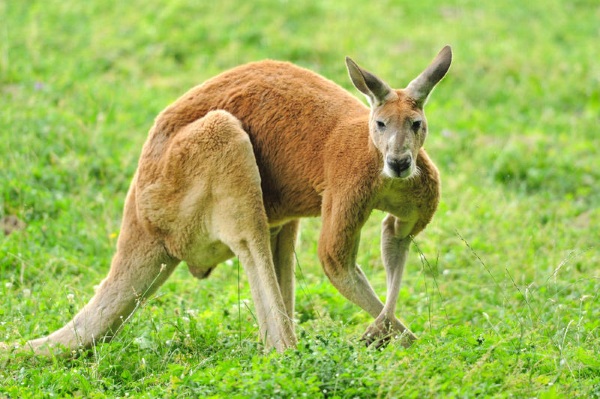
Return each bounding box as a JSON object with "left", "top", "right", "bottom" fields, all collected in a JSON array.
[{"left": 1, "top": 0, "right": 599, "bottom": 397}]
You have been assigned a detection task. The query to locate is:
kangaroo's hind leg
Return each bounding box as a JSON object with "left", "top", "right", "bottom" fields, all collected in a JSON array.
[
  {"left": 24, "top": 110, "right": 296, "bottom": 355},
  {"left": 270, "top": 220, "right": 300, "bottom": 319},
  {"left": 153, "top": 110, "right": 297, "bottom": 352}
]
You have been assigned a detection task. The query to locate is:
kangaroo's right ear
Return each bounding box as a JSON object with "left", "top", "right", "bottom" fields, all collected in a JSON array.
[{"left": 346, "top": 57, "right": 395, "bottom": 107}]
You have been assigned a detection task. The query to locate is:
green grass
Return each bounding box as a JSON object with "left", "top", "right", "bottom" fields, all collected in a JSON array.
[{"left": 1, "top": 0, "right": 599, "bottom": 397}]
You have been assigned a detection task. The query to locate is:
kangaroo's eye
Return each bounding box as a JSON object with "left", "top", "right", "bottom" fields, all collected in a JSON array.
[
  {"left": 376, "top": 120, "right": 386, "bottom": 131},
  {"left": 411, "top": 120, "right": 422, "bottom": 132}
]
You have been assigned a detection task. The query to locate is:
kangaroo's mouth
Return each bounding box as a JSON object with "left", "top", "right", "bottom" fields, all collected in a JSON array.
[{"left": 384, "top": 154, "right": 414, "bottom": 179}]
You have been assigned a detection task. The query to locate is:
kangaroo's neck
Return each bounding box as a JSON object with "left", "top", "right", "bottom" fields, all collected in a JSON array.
[{"left": 372, "top": 147, "right": 440, "bottom": 232}]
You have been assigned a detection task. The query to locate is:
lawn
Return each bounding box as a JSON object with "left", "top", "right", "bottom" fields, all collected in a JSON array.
[{"left": 1, "top": 0, "right": 599, "bottom": 397}]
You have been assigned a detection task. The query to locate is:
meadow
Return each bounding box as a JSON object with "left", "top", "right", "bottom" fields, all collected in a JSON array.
[{"left": 1, "top": 0, "right": 599, "bottom": 397}]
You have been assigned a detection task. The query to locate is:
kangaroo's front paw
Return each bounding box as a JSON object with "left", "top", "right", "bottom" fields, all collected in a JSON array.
[{"left": 361, "top": 315, "right": 417, "bottom": 349}]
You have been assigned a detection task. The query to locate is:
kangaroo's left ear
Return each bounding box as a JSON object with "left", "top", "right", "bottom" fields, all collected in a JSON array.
[
  {"left": 405, "top": 45, "right": 452, "bottom": 107},
  {"left": 346, "top": 57, "right": 396, "bottom": 107}
]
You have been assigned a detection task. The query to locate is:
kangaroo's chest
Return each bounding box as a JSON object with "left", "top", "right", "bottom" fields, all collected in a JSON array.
[{"left": 375, "top": 185, "right": 422, "bottom": 222}]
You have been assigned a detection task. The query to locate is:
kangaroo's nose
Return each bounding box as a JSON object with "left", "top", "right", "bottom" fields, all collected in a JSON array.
[{"left": 386, "top": 155, "right": 412, "bottom": 177}]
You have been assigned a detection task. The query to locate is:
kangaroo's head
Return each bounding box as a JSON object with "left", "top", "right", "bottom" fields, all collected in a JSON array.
[{"left": 346, "top": 46, "right": 452, "bottom": 179}]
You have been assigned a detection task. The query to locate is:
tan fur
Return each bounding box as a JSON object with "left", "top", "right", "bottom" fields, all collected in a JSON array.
[{"left": 13, "top": 46, "right": 452, "bottom": 355}]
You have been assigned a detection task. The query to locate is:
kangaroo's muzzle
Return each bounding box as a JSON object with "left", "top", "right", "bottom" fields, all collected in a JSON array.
[{"left": 385, "top": 154, "right": 413, "bottom": 178}]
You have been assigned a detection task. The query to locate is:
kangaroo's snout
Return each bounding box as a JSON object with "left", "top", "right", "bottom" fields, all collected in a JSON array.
[{"left": 385, "top": 154, "right": 413, "bottom": 178}]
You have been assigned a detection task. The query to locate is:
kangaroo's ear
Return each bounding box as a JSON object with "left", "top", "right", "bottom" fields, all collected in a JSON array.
[
  {"left": 346, "top": 57, "right": 395, "bottom": 107},
  {"left": 405, "top": 45, "right": 452, "bottom": 107}
]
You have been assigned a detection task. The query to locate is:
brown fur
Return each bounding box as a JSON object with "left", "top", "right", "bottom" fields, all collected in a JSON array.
[{"left": 9, "top": 46, "right": 452, "bottom": 355}]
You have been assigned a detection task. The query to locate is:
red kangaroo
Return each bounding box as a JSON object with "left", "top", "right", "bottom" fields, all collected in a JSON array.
[{"left": 15, "top": 46, "right": 452, "bottom": 354}]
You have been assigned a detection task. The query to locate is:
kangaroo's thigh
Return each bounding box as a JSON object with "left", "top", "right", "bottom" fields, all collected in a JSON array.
[{"left": 138, "top": 111, "right": 256, "bottom": 265}]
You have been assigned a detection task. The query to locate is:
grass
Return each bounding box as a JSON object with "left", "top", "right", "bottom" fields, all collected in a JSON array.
[{"left": 1, "top": 0, "right": 599, "bottom": 397}]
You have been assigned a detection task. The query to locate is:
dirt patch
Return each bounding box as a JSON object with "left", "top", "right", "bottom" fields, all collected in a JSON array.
[{"left": 1, "top": 215, "right": 26, "bottom": 236}]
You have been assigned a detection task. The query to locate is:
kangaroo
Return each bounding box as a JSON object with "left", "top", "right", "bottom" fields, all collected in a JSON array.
[{"left": 13, "top": 46, "right": 452, "bottom": 355}]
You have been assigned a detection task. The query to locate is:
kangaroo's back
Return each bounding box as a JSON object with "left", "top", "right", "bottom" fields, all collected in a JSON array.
[
  {"left": 146, "top": 61, "right": 372, "bottom": 224},
  {"left": 155, "top": 60, "right": 366, "bottom": 139}
]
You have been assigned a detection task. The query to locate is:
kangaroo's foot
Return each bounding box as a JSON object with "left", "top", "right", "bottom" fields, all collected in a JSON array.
[{"left": 361, "top": 314, "right": 417, "bottom": 349}]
